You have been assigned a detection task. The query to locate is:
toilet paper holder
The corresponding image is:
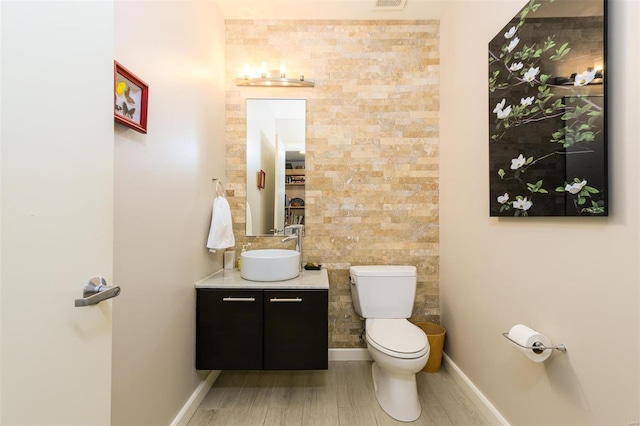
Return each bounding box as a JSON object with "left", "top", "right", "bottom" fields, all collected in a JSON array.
[{"left": 502, "top": 332, "right": 567, "bottom": 353}]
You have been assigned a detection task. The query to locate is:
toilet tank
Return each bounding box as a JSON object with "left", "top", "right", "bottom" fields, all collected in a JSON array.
[{"left": 349, "top": 265, "right": 417, "bottom": 318}]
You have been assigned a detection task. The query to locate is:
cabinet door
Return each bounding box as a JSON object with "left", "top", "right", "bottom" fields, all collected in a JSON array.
[
  {"left": 196, "top": 289, "right": 263, "bottom": 370},
  {"left": 263, "top": 290, "right": 328, "bottom": 370}
]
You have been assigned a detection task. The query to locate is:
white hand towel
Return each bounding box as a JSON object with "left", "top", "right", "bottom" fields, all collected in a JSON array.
[
  {"left": 246, "top": 201, "right": 253, "bottom": 235},
  {"left": 206, "top": 196, "right": 235, "bottom": 251}
]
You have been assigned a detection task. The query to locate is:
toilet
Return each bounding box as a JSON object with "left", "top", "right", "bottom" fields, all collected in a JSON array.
[{"left": 350, "top": 265, "right": 429, "bottom": 422}]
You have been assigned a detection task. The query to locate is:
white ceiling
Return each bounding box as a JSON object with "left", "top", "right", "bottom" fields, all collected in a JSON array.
[
  {"left": 217, "top": 0, "right": 602, "bottom": 20},
  {"left": 216, "top": 0, "right": 603, "bottom": 20},
  {"left": 216, "top": 0, "right": 449, "bottom": 20}
]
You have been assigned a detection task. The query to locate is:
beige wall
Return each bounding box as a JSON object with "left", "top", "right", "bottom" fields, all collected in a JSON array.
[
  {"left": 440, "top": 1, "right": 639, "bottom": 424},
  {"left": 224, "top": 20, "right": 440, "bottom": 347},
  {"left": 112, "top": 2, "right": 226, "bottom": 424}
]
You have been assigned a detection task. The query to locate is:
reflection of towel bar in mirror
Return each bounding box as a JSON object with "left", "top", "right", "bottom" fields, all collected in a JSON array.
[{"left": 501, "top": 332, "right": 567, "bottom": 353}]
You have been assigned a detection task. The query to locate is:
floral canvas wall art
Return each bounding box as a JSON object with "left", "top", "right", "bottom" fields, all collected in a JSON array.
[{"left": 489, "top": 0, "right": 607, "bottom": 216}]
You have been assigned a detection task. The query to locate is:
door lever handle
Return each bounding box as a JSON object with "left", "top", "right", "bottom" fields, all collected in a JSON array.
[{"left": 75, "top": 276, "right": 121, "bottom": 307}]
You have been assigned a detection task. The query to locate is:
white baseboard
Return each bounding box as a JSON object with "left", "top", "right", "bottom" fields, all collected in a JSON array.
[
  {"left": 170, "top": 370, "right": 221, "bottom": 426},
  {"left": 442, "top": 353, "right": 509, "bottom": 426},
  {"left": 328, "top": 348, "right": 372, "bottom": 361}
]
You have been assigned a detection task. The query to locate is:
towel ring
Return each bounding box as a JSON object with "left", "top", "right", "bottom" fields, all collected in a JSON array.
[{"left": 215, "top": 180, "right": 224, "bottom": 197}]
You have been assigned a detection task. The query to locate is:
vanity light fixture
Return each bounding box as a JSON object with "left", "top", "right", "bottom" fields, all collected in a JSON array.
[{"left": 236, "top": 63, "right": 315, "bottom": 87}]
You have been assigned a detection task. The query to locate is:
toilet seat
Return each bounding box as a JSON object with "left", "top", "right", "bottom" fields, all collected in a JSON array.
[{"left": 366, "top": 318, "right": 429, "bottom": 359}]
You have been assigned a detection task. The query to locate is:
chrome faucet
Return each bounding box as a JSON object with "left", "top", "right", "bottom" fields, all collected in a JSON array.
[{"left": 282, "top": 225, "right": 304, "bottom": 269}]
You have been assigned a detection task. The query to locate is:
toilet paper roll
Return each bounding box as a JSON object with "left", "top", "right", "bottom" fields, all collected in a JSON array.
[{"left": 507, "top": 324, "right": 552, "bottom": 362}]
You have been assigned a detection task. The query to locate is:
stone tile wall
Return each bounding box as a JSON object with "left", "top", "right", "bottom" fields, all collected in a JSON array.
[{"left": 225, "top": 20, "right": 440, "bottom": 348}]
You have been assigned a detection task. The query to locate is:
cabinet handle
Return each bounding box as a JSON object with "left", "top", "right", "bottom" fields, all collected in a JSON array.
[
  {"left": 222, "top": 297, "right": 256, "bottom": 302},
  {"left": 269, "top": 297, "right": 303, "bottom": 303}
]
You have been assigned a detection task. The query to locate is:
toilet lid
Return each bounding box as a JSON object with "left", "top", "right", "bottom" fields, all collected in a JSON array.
[{"left": 366, "top": 319, "right": 429, "bottom": 359}]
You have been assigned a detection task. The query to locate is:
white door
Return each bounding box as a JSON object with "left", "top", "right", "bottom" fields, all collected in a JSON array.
[
  {"left": 274, "top": 134, "right": 286, "bottom": 233},
  {"left": 1, "top": 1, "right": 115, "bottom": 424}
]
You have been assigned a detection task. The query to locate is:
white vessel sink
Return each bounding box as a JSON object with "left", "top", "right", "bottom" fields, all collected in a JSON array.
[{"left": 240, "top": 249, "right": 300, "bottom": 282}]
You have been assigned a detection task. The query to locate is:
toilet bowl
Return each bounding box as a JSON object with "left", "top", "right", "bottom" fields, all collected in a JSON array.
[
  {"left": 350, "top": 265, "right": 428, "bottom": 422},
  {"left": 366, "top": 318, "right": 429, "bottom": 422}
]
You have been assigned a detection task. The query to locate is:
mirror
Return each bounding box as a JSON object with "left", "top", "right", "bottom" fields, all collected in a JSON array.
[
  {"left": 488, "top": 0, "right": 607, "bottom": 216},
  {"left": 246, "top": 98, "right": 306, "bottom": 236}
]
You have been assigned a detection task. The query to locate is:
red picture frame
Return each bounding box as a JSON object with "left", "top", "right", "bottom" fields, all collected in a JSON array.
[{"left": 114, "top": 61, "right": 149, "bottom": 134}]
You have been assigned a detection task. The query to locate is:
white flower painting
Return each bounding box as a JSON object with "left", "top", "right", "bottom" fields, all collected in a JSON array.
[
  {"left": 504, "top": 26, "right": 517, "bottom": 39},
  {"left": 565, "top": 180, "right": 587, "bottom": 194},
  {"left": 522, "top": 66, "right": 539, "bottom": 82},
  {"left": 513, "top": 197, "right": 532, "bottom": 211},
  {"left": 510, "top": 154, "right": 526, "bottom": 170},
  {"left": 488, "top": 0, "right": 607, "bottom": 216},
  {"left": 574, "top": 69, "right": 597, "bottom": 86},
  {"left": 520, "top": 96, "right": 534, "bottom": 106},
  {"left": 509, "top": 62, "right": 523, "bottom": 71}
]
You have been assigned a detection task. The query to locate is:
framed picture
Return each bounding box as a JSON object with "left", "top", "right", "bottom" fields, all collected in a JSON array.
[
  {"left": 257, "top": 170, "right": 266, "bottom": 189},
  {"left": 114, "top": 61, "right": 149, "bottom": 134},
  {"left": 488, "top": 0, "right": 607, "bottom": 216}
]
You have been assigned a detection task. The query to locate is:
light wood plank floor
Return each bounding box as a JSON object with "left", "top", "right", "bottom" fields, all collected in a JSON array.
[{"left": 188, "top": 361, "right": 492, "bottom": 426}]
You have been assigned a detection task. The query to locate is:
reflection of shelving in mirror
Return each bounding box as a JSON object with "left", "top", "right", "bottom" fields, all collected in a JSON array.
[
  {"left": 285, "top": 168, "right": 304, "bottom": 226},
  {"left": 246, "top": 99, "right": 307, "bottom": 236}
]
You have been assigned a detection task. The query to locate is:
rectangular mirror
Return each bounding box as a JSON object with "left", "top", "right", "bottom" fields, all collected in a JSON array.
[{"left": 246, "top": 98, "right": 306, "bottom": 236}]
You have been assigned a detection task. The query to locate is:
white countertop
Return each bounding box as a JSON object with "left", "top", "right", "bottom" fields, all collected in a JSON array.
[{"left": 195, "top": 267, "right": 329, "bottom": 290}]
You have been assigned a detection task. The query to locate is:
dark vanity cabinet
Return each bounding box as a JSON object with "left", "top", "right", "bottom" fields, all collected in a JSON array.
[
  {"left": 196, "top": 288, "right": 328, "bottom": 370},
  {"left": 196, "top": 289, "right": 263, "bottom": 370},
  {"left": 263, "top": 290, "right": 328, "bottom": 370}
]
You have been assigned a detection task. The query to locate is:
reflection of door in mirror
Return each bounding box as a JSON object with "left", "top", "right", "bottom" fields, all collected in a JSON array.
[{"left": 246, "top": 99, "right": 306, "bottom": 236}]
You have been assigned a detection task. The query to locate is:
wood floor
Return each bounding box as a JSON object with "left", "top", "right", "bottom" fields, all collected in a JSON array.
[{"left": 188, "top": 361, "right": 493, "bottom": 426}]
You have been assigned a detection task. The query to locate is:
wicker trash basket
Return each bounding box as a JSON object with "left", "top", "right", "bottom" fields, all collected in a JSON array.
[{"left": 415, "top": 322, "right": 446, "bottom": 373}]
